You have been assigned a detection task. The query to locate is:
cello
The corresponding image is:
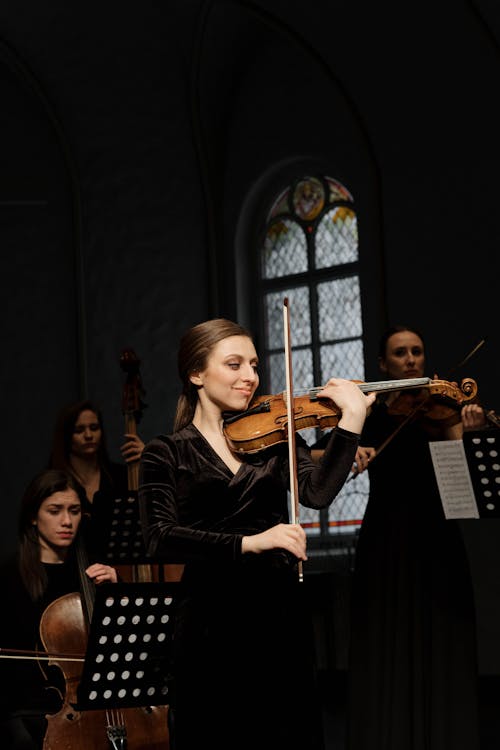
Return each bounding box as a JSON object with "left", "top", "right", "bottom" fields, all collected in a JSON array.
[{"left": 40, "top": 534, "right": 170, "bottom": 749}]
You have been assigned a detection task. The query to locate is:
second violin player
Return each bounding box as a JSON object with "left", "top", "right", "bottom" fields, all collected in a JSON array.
[{"left": 343, "top": 325, "right": 486, "bottom": 750}]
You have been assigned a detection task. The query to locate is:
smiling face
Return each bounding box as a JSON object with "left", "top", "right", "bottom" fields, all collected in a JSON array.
[
  {"left": 71, "top": 409, "right": 102, "bottom": 460},
  {"left": 379, "top": 330, "right": 425, "bottom": 380},
  {"left": 190, "top": 334, "right": 259, "bottom": 414},
  {"left": 34, "top": 488, "right": 82, "bottom": 561}
]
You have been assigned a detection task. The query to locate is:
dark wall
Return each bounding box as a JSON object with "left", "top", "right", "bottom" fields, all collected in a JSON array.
[{"left": 1, "top": 0, "right": 498, "bottom": 668}]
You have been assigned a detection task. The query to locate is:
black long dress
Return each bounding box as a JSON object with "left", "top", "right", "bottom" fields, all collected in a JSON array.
[
  {"left": 139, "top": 422, "right": 361, "bottom": 750},
  {"left": 346, "top": 401, "right": 479, "bottom": 750}
]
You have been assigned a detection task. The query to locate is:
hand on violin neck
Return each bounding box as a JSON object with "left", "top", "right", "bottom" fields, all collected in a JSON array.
[
  {"left": 241, "top": 522, "right": 307, "bottom": 561},
  {"left": 318, "top": 378, "right": 375, "bottom": 434},
  {"left": 461, "top": 403, "right": 487, "bottom": 432}
]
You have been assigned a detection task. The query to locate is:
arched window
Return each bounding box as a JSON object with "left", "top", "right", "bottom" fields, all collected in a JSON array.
[{"left": 259, "top": 174, "right": 369, "bottom": 545}]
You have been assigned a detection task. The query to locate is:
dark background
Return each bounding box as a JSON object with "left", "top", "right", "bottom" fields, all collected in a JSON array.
[{"left": 1, "top": 0, "right": 499, "bottom": 741}]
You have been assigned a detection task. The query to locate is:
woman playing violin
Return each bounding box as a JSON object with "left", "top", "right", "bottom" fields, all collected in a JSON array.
[
  {"left": 345, "top": 325, "right": 486, "bottom": 750},
  {"left": 138, "top": 317, "right": 374, "bottom": 750},
  {"left": 0, "top": 469, "right": 117, "bottom": 749}
]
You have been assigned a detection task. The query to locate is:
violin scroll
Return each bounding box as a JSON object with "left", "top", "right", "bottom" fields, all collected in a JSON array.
[{"left": 386, "top": 377, "right": 479, "bottom": 426}]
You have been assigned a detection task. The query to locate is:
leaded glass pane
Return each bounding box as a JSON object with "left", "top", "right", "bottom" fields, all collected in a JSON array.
[
  {"left": 299, "top": 505, "right": 321, "bottom": 536},
  {"left": 291, "top": 348, "right": 314, "bottom": 390},
  {"left": 326, "top": 176, "right": 354, "bottom": 203},
  {"left": 265, "top": 287, "right": 311, "bottom": 349},
  {"left": 317, "top": 277, "right": 362, "bottom": 340},
  {"left": 315, "top": 207, "right": 358, "bottom": 269},
  {"left": 269, "top": 348, "right": 313, "bottom": 394},
  {"left": 297, "top": 426, "right": 319, "bottom": 446},
  {"left": 267, "top": 188, "right": 289, "bottom": 220},
  {"left": 320, "top": 340, "right": 365, "bottom": 381},
  {"left": 327, "top": 471, "right": 369, "bottom": 531},
  {"left": 262, "top": 219, "right": 307, "bottom": 279}
]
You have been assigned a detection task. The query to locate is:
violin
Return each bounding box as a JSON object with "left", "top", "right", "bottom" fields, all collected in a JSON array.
[
  {"left": 385, "top": 377, "right": 478, "bottom": 427},
  {"left": 223, "top": 377, "right": 433, "bottom": 454}
]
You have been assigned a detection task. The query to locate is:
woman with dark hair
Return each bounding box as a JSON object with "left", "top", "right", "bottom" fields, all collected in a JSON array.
[
  {"left": 138, "top": 317, "right": 375, "bottom": 750},
  {"left": 48, "top": 399, "right": 144, "bottom": 512},
  {"left": 0, "top": 468, "right": 117, "bottom": 749},
  {"left": 346, "top": 325, "right": 486, "bottom": 750}
]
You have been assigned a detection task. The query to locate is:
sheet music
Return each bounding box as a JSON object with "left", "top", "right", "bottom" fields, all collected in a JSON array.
[{"left": 429, "top": 440, "right": 479, "bottom": 519}]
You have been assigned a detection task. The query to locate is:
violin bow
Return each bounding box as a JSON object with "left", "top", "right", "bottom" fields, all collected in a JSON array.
[
  {"left": 346, "top": 396, "right": 424, "bottom": 482},
  {"left": 444, "top": 337, "right": 486, "bottom": 380},
  {"left": 283, "top": 298, "right": 303, "bottom": 583}
]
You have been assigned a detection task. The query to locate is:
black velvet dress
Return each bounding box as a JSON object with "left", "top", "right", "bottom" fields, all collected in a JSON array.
[
  {"left": 139, "top": 422, "right": 360, "bottom": 750},
  {"left": 346, "top": 401, "right": 479, "bottom": 750}
]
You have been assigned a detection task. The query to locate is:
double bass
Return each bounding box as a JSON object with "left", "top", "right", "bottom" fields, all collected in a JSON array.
[{"left": 120, "top": 348, "right": 184, "bottom": 584}]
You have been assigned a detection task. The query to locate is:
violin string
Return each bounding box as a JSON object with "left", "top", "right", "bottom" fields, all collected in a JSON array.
[
  {"left": 0, "top": 653, "right": 85, "bottom": 661},
  {"left": 286, "top": 377, "right": 430, "bottom": 398}
]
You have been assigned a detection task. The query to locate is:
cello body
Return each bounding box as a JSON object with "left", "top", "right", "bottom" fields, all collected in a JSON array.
[{"left": 40, "top": 592, "right": 170, "bottom": 749}]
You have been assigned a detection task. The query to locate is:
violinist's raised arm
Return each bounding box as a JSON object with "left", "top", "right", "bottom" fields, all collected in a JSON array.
[{"left": 138, "top": 317, "right": 373, "bottom": 750}]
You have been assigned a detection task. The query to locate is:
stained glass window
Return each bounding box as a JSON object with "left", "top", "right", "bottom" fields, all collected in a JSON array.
[{"left": 259, "top": 175, "right": 368, "bottom": 542}]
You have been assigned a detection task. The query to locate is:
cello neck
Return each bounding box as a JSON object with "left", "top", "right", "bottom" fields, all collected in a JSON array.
[{"left": 72, "top": 532, "right": 95, "bottom": 626}]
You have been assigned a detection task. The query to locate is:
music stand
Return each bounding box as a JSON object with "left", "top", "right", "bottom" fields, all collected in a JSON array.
[
  {"left": 92, "top": 490, "right": 154, "bottom": 567},
  {"left": 463, "top": 427, "right": 500, "bottom": 518},
  {"left": 75, "top": 582, "right": 176, "bottom": 711}
]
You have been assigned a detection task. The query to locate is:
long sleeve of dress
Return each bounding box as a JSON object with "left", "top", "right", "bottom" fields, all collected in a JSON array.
[{"left": 139, "top": 423, "right": 359, "bottom": 563}]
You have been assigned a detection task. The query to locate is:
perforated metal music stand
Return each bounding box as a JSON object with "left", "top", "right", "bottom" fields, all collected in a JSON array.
[
  {"left": 463, "top": 427, "right": 500, "bottom": 518},
  {"left": 92, "top": 490, "right": 153, "bottom": 566},
  {"left": 75, "top": 582, "right": 176, "bottom": 711}
]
